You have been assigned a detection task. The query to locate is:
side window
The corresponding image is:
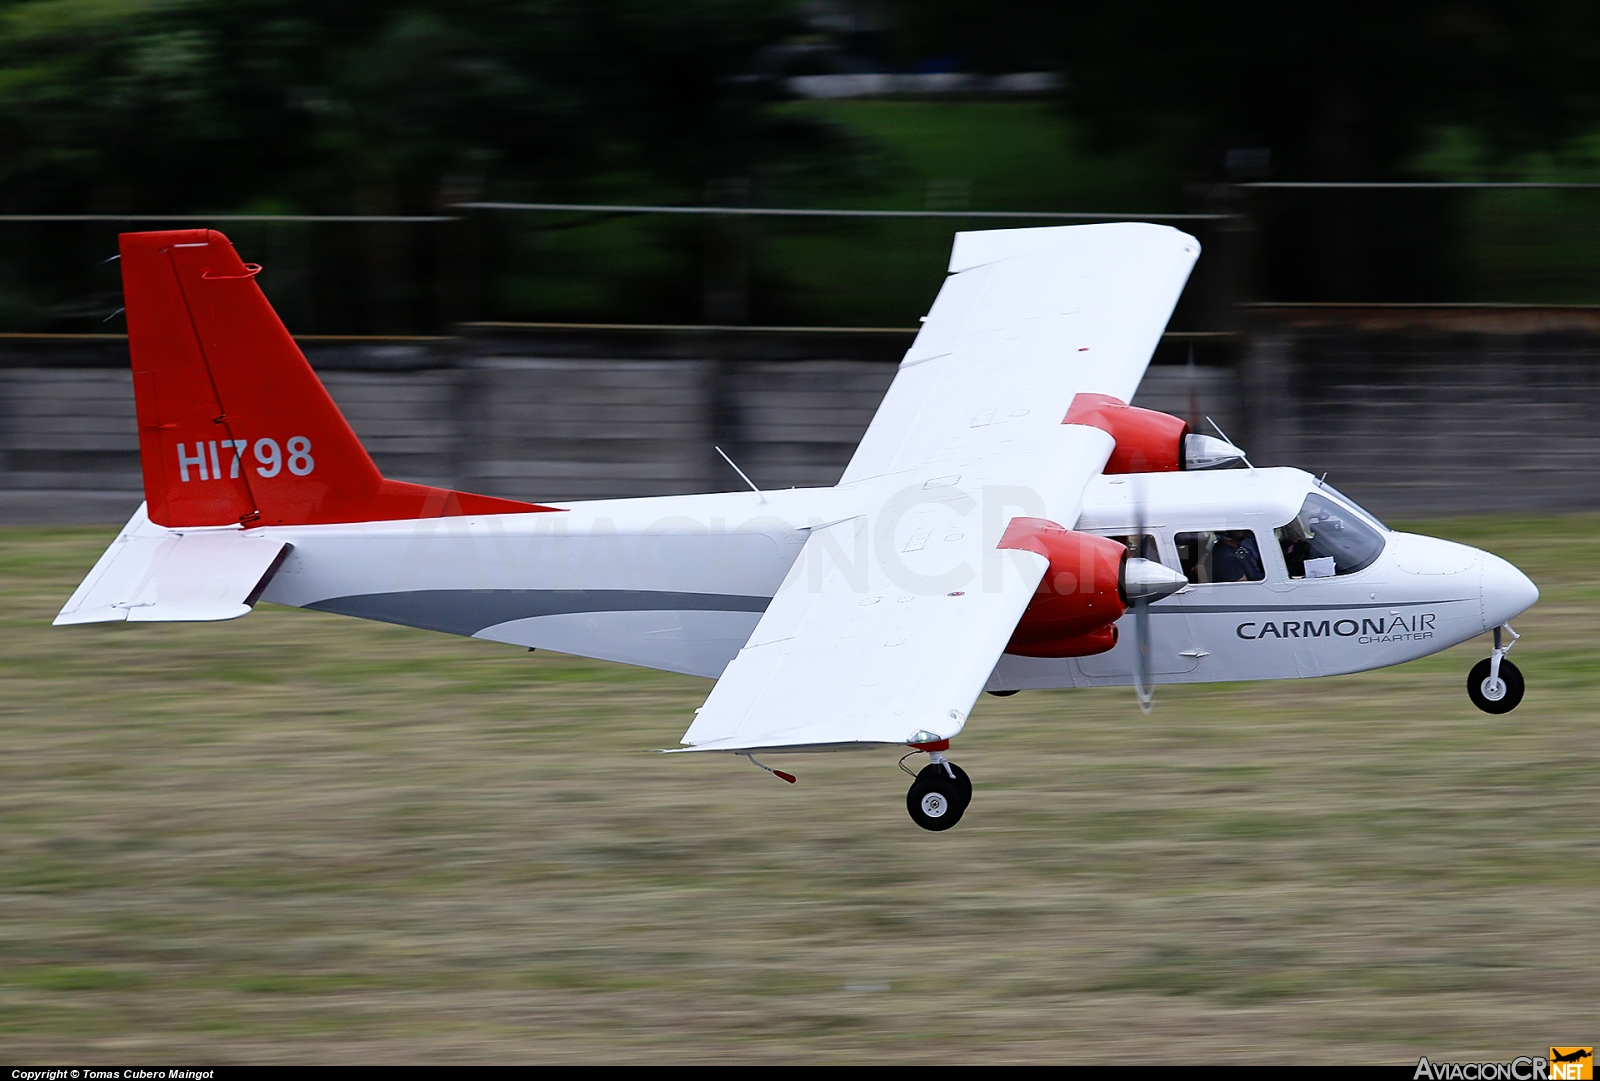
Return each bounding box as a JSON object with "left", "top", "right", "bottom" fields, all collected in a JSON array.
[
  {"left": 1105, "top": 533, "right": 1161, "bottom": 563},
  {"left": 1175, "top": 530, "right": 1265, "bottom": 584}
]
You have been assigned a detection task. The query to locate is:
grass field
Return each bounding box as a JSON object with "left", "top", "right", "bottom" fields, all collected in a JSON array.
[{"left": 2, "top": 516, "right": 1596, "bottom": 1063}]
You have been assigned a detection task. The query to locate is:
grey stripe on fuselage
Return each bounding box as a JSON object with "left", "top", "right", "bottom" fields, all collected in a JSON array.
[
  {"left": 1148, "top": 598, "right": 1470, "bottom": 615},
  {"left": 306, "top": 589, "right": 770, "bottom": 637}
]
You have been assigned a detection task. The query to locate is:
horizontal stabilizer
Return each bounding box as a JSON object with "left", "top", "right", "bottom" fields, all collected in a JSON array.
[{"left": 54, "top": 503, "right": 288, "bottom": 625}]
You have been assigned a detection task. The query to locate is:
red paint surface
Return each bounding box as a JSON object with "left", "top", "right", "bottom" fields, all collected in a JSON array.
[
  {"left": 1002, "top": 622, "right": 1119, "bottom": 659},
  {"left": 998, "top": 516, "right": 1127, "bottom": 656},
  {"left": 122, "top": 230, "right": 558, "bottom": 527},
  {"left": 1062, "top": 392, "right": 1189, "bottom": 474}
]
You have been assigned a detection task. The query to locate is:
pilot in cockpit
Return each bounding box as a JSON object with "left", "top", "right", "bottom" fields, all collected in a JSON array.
[
  {"left": 1275, "top": 490, "right": 1383, "bottom": 579},
  {"left": 1279, "top": 517, "right": 1314, "bottom": 578}
]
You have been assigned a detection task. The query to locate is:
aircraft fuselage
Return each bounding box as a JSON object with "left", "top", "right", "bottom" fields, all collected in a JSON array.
[{"left": 256, "top": 465, "right": 1536, "bottom": 689}]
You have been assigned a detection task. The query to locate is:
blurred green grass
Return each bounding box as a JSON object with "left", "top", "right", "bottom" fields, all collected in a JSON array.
[{"left": 1, "top": 516, "right": 1597, "bottom": 1062}]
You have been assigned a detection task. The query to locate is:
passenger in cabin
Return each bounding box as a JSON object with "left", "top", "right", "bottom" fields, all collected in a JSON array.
[
  {"left": 1176, "top": 529, "right": 1266, "bottom": 584},
  {"left": 1211, "top": 530, "right": 1263, "bottom": 582},
  {"left": 1109, "top": 534, "right": 1160, "bottom": 562}
]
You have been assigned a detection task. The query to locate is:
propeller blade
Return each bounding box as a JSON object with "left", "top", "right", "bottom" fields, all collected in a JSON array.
[
  {"left": 1122, "top": 481, "right": 1186, "bottom": 714},
  {"left": 1132, "top": 474, "right": 1155, "bottom": 714},
  {"left": 1134, "top": 595, "right": 1154, "bottom": 714}
]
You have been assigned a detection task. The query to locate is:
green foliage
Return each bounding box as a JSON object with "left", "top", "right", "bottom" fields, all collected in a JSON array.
[
  {"left": 889, "top": 1, "right": 1600, "bottom": 180},
  {"left": 888, "top": 1, "right": 1600, "bottom": 301},
  {"left": 6, "top": 3, "right": 1600, "bottom": 321},
  {"left": 0, "top": 0, "right": 819, "bottom": 214},
  {"left": 749, "top": 100, "right": 1174, "bottom": 326}
]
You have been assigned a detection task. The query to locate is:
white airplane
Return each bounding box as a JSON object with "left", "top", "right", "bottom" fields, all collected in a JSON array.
[{"left": 55, "top": 224, "right": 1540, "bottom": 831}]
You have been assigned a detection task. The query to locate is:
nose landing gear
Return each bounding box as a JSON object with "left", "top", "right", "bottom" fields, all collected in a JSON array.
[
  {"left": 1468, "top": 623, "right": 1524, "bottom": 714},
  {"left": 904, "top": 749, "right": 972, "bottom": 831}
]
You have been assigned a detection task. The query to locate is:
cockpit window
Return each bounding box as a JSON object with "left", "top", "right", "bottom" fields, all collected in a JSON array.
[
  {"left": 1315, "top": 480, "right": 1390, "bottom": 532},
  {"left": 1176, "top": 530, "right": 1265, "bottom": 583},
  {"left": 1276, "top": 493, "right": 1386, "bottom": 578}
]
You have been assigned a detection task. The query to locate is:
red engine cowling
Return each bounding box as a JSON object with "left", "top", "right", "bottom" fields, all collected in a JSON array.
[
  {"left": 1063, "top": 392, "right": 1189, "bottom": 473},
  {"left": 999, "top": 517, "right": 1128, "bottom": 658}
]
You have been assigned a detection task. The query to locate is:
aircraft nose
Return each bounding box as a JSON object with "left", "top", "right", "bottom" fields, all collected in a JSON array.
[{"left": 1481, "top": 552, "right": 1539, "bottom": 630}]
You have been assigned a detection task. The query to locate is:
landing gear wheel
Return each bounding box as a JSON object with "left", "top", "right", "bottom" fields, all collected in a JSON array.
[
  {"left": 1468, "top": 657, "right": 1524, "bottom": 714},
  {"left": 906, "top": 762, "right": 971, "bottom": 832}
]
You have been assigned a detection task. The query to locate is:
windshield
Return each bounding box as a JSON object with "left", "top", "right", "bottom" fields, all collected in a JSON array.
[
  {"left": 1314, "top": 480, "right": 1390, "bottom": 532},
  {"left": 1275, "top": 492, "right": 1386, "bottom": 578}
]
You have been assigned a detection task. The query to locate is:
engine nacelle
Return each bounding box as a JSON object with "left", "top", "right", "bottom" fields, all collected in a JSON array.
[
  {"left": 1006, "top": 623, "right": 1119, "bottom": 659},
  {"left": 998, "top": 517, "right": 1128, "bottom": 657},
  {"left": 1064, "top": 392, "right": 1189, "bottom": 473},
  {"left": 1065, "top": 392, "right": 1249, "bottom": 473}
]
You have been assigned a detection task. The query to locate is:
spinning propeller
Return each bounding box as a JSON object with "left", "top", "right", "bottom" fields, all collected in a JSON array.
[
  {"left": 1133, "top": 475, "right": 1155, "bottom": 713},
  {"left": 1116, "top": 418, "right": 1248, "bottom": 713},
  {"left": 1120, "top": 474, "right": 1189, "bottom": 714}
]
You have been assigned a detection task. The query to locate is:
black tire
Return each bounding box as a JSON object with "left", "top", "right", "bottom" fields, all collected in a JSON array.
[
  {"left": 1468, "top": 657, "right": 1524, "bottom": 714},
  {"left": 906, "top": 762, "right": 971, "bottom": 831},
  {"left": 987, "top": 689, "right": 1020, "bottom": 697}
]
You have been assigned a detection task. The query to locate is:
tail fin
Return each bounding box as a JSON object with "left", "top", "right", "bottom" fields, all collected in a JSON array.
[{"left": 121, "top": 229, "right": 554, "bottom": 527}]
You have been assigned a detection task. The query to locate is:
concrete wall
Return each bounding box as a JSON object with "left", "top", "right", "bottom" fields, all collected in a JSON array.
[
  {"left": 1240, "top": 330, "right": 1600, "bottom": 518},
  {"left": 1, "top": 322, "right": 1593, "bottom": 525}
]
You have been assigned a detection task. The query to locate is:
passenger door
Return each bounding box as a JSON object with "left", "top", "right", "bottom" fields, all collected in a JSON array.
[
  {"left": 1076, "top": 532, "right": 1201, "bottom": 678},
  {"left": 1171, "top": 526, "right": 1306, "bottom": 682}
]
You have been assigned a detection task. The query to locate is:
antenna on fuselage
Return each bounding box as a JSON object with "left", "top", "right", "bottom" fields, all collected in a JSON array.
[
  {"left": 1205, "top": 416, "right": 1254, "bottom": 472},
  {"left": 715, "top": 445, "right": 767, "bottom": 503}
]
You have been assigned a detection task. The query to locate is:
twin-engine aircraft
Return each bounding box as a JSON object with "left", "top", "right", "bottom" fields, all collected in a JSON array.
[{"left": 56, "top": 224, "right": 1539, "bottom": 831}]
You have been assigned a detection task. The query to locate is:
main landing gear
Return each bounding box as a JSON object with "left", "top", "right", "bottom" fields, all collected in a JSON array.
[
  {"left": 904, "top": 748, "right": 972, "bottom": 831},
  {"left": 1468, "top": 623, "right": 1525, "bottom": 714}
]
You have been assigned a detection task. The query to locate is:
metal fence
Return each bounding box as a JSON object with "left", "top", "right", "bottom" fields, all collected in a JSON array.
[
  {"left": 2, "top": 184, "right": 1597, "bottom": 335},
  {"left": 4, "top": 190, "right": 1599, "bottom": 524}
]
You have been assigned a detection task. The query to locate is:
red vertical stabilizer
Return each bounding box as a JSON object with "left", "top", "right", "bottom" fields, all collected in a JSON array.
[{"left": 122, "top": 229, "right": 557, "bottom": 527}]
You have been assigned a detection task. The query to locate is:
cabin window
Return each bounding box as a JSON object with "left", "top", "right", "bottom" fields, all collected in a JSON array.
[
  {"left": 1275, "top": 492, "right": 1386, "bottom": 578},
  {"left": 1175, "top": 530, "right": 1265, "bottom": 583},
  {"left": 1105, "top": 533, "right": 1161, "bottom": 563}
]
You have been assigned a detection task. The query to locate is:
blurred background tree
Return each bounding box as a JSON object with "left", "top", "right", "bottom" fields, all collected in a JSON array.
[
  {"left": 0, "top": 0, "right": 829, "bottom": 213},
  {"left": 889, "top": 0, "right": 1600, "bottom": 301},
  {"left": 4, "top": 0, "right": 1600, "bottom": 329},
  {"left": 0, "top": 0, "right": 858, "bottom": 329}
]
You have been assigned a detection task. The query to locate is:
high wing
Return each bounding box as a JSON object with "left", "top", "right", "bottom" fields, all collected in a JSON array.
[
  {"left": 840, "top": 223, "right": 1201, "bottom": 488},
  {"left": 679, "top": 223, "right": 1200, "bottom": 754}
]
